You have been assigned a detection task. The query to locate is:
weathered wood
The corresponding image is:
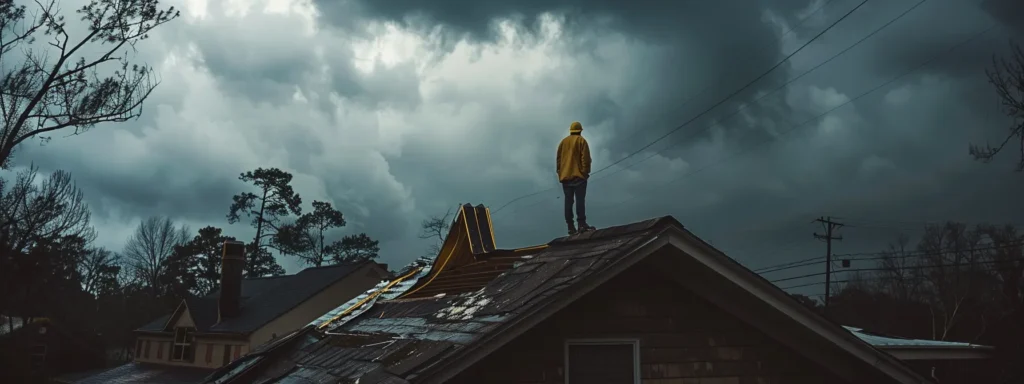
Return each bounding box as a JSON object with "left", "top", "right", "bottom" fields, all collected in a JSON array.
[{"left": 446, "top": 265, "right": 848, "bottom": 384}]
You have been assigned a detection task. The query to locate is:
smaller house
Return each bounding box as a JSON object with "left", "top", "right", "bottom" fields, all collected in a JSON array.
[
  {"left": 845, "top": 326, "right": 997, "bottom": 383},
  {"left": 74, "top": 241, "right": 390, "bottom": 383},
  {"left": 0, "top": 317, "right": 106, "bottom": 384}
]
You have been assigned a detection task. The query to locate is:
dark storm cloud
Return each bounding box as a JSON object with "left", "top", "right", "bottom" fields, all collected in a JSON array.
[
  {"left": 981, "top": 0, "right": 1024, "bottom": 35},
  {"left": 19, "top": 145, "right": 240, "bottom": 224},
  {"left": 314, "top": 0, "right": 825, "bottom": 155},
  {"left": 864, "top": 0, "right": 1022, "bottom": 80}
]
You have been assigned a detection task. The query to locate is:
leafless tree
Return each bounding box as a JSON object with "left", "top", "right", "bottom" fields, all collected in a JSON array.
[
  {"left": 970, "top": 41, "right": 1024, "bottom": 170},
  {"left": 0, "top": 165, "right": 95, "bottom": 253},
  {"left": 121, "top": 215, "right": 188, "bottom": 294},
  {"left": 418, "top": 208, "right": 453, "bottom": 257},
  {"left": 876, "top": 234, "right": 925, "bottom": 302},
  {"left": 916, "top": 223, "right": 990, "bottom": 340},
  {"left": 0, "top": 0, "right": 179, "bottom": 168},
  {"left": 79, "top": 246, "right": 119, "bottom": 295},
  {"left": 977, "top": 224, "right": 1024, "bottom": 310}
]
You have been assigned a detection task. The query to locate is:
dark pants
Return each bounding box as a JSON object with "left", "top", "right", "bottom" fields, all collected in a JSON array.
[{"left": 562, "top": 178, "right": 587, "bottom": 225}]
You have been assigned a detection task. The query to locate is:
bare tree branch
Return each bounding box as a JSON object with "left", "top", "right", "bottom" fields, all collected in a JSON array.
[
  {"left": 121, "top": 215, "right": 188, "bottom": 295},
  {"left": 971, "top": 40, "right": 1024, "bottom": 170},
  {"left": 0, "top": 0, "right": 180, "bottom": 168}
]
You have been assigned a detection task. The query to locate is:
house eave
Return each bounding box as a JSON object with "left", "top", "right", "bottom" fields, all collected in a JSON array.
[
  {"left": 879, "top": 346, "right": 996, "bottom": 361},
  {"left": 661, "top": 228, "right": 930, "bottom": 383},
  {"left": 134, "top": 329, "right": 250, "bottom": 339}
]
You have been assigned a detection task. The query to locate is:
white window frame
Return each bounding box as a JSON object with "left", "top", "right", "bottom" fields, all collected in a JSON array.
[
  {"left": 171, "top": 327, "right": 195, "bottom": 362},
  {"left": 563, "top": 339, "right": 641, "bottom": 384}
]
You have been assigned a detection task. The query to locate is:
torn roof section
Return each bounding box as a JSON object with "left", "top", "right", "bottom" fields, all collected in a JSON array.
[{"left": 309, "top": 203, "right": 505, "bottom": 331}]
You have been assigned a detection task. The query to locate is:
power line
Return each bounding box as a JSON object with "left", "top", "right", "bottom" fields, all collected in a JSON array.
[
  {"left": 778, "top": 260, "right": 1024, "bottom": 291},
  {"left": 489, "top": 0, "right": 869, "bottom": 216},
  {"left": 814, "top": 216, "right": 844, "bottom": 309},
  {"left": 769, "top": 246, "right": 1024, "bottom": 284},
  {"left": 589, "top": 0, "right": 929, "bottom": 184},
  {"left": 756, "top": 239, "right": 1024, "bottom": 275},
  {"left": 589, "top": 23, "right": 997, "bottom": 216}
]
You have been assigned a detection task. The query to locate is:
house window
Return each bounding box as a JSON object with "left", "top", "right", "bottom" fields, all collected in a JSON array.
[
  {"left": 205, "top": 343, "right": 214, "bottom": 364},
  {"left": 172, "top": 327, "right": 195, "bottom": 362},
  {"left": 564, "top": 339, "right": 640, "bottom": 384},
  {"left": 222, "top": 344, "right": 232, "bottom": 365},
  {"left": 135, "top": 339, "right": 143, "bottom": 358},
  {"left": 30, "top": 344, "right": 46, "bottom": 373},
  {"left": 143, "top": 340, "right": 151, "bottom": 358}
]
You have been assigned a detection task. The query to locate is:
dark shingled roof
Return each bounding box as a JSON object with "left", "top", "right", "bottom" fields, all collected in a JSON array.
[
  {"left": 70, "top": 362, "right": 213, "bottom": 384},
  {"left": 137, "top": 261, "right": 377, "bottom": 335},
  {"left": 206, "top": 216, "right": 672, "bottom": 384},
  {"left": 205, "top": 206, "right": 932, "bottom": 384}
]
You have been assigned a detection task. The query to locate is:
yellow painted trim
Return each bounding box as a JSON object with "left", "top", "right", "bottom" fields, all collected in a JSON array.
[
  {"left": 459, "top": 204, "right": 475, "bottom": 254},
  {"left": 514, "top": 244, "right": 549, "bottom": 252},
  {"left": 164, "top": 299, "right": 189, "bottom": 330},
  {"left": 398, "top": 229, "right": 465, "bottom": 299},
  {"left": 485, "top": 207, "right": 497, "bottom": 249},
  {"left": 315, "top": 266, "right": 424, "bottom": 330},
  {"left": 472, "top": 207, "right": 488, "bottom": 253}
]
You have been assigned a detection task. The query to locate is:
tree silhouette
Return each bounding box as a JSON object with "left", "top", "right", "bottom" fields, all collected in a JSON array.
[
  {"left": 160, "top": 226, "right": 237, "bottom": 297},
  {"left": 970, "top": 41, "right": 1024, "bottom": 170},
  {"left": 227, "top": 168, "right": 302, "bottom": 256},
  {"left": 0, "top": 166, "right": 95, "bottom": 255},
  {"left": 121, "top": 216, "right": 189, "bottom": 296},
  {"left": 277, "top": 200, "right": 347, "bottom": 267},
  {"left": 0, "top": 0, "right": 180, "bottom": 168},
  {"left": 245, "top": 241, "right": 285, "bottom": 278},
  {"left": 329, "top": 233, "right": 380, "bottom": 264},
  {"left": 418, "top": 208, "right": 453, "bottom": 257}
]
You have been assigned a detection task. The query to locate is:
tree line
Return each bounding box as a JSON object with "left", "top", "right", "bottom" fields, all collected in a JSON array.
[{"left": 785, "top": 222, "right": 1023, "bottom": 382}]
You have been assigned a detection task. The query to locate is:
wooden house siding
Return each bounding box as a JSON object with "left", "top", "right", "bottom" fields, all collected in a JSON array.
[{"left": 448, "top": 264, "right": 848, "bottom": 384}]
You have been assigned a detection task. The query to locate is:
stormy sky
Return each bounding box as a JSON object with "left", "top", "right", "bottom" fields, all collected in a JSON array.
[{"left": 9, "top": 0, "right": 1024, "bottom": 297}]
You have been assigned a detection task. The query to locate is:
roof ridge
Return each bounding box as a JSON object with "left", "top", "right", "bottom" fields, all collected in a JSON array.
[{"left": 296, "top": 260, "right": 373, "bottom": 272}]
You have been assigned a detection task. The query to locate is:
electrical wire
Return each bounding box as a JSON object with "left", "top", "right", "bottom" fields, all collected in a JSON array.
[
  {"left": 769, "top": 246, "right": 1023, "bottom": 284},
  {"left": 778, "top": 261, "right": 1023, "bottom": 291},
  {"left": 590, "top": 23, "right": 997, "bottom": 216},
  {"left": 753, "top": 237, "right": 1024, "bottom": 274},
  {"left": 589, "top": 0, "right": 929, "bottom": 184}
]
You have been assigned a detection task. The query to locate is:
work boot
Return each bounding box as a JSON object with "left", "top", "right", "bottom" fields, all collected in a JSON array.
[
  {"left": 567, "top": 222, "right": 578, "bottom": 236},
  {"left": 578, "top": 222, "right": 596, "bottom": 232}
]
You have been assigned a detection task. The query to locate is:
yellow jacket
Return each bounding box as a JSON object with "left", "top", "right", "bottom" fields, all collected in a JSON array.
[{"left": 557, "top": 122, "right": 592, "bottom": 182}]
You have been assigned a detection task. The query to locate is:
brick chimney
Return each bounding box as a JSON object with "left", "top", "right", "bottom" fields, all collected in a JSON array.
[{"left": 219, "top": 240, "right": 246, "bottom": 320}]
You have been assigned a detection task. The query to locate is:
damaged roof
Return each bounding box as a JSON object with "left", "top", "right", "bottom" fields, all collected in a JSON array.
[
  {"left": 204, "top": 203, "right": 932, "bottom": 384},
  {"left": 71, "top": 362, "right": 214, "bottom": 384},
  {"left": 138, "top": 261, "right": 382, "bottom": 335}
]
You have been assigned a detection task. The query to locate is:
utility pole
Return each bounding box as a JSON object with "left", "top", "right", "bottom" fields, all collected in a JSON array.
[{"left": 813, "top": 216, "right": 843, "bottom": 313}]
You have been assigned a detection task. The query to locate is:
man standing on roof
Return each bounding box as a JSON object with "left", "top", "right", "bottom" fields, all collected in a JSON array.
[{"left": 557, "top": 121, "right": 596, "bottom": 235}]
